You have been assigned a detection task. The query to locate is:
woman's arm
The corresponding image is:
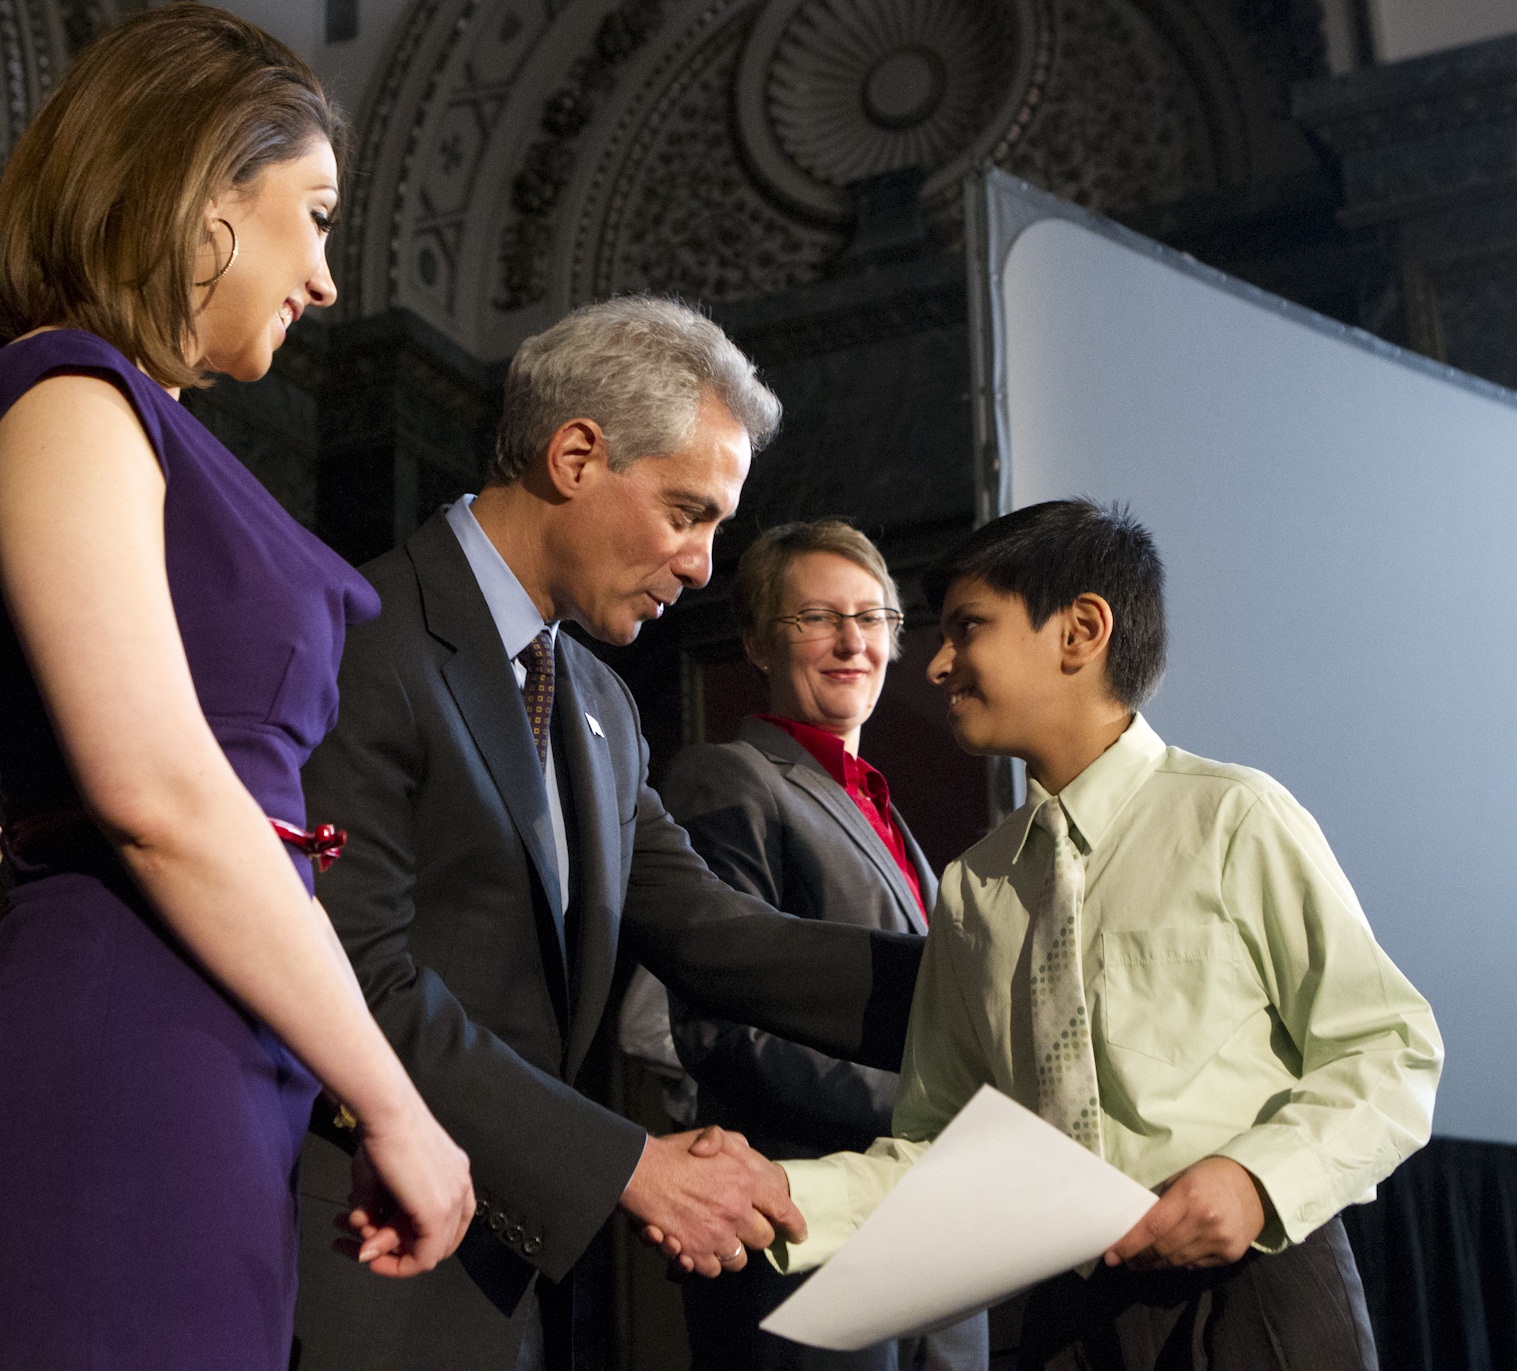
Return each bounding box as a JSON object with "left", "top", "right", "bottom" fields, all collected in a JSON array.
[{"left": 0, "top": 374, "right": 472, "bottom": 1276}]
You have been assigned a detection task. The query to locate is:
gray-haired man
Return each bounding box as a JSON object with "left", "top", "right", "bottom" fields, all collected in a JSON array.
[{"left": 293, "top": 298, "right": 925, "bottom": 1371}]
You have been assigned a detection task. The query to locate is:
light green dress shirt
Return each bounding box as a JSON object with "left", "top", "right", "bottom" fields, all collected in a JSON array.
[{"left": 774, "top": 714, "right": 1443, "bottom": 1273}]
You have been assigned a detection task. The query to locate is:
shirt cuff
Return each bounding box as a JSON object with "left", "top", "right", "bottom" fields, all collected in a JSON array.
[
  {"left": 1211, "top": 1126, "right": 1333, "bottom": 1253},
  {"left": 767, "top": 1159, "right": 859, "bottom": 1275}
]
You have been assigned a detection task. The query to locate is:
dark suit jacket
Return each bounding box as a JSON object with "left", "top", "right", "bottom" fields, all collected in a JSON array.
[
  {"left": 292, "top": 512, "right": 922, "bottom": 1371},
  {"left": 664, "top": 718, "right": 935, "bottom": 1157},
  {"left": 662, "top": 722, "right": 989, "bottom": 1371}
]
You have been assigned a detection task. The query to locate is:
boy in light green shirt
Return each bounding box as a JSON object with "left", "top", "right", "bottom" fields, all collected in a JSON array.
[{"left": 771, "top": 500, "right": 1441, "bottom": 1369}]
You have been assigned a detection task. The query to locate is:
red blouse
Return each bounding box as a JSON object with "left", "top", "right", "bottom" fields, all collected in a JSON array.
[{"left": 755, "top": 714, "right": 927, "bottom": 921}]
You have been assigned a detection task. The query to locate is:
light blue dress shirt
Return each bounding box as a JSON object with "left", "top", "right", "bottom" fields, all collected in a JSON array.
[{"left": 445, "top": 496, "right": 570, "bottom": 914}]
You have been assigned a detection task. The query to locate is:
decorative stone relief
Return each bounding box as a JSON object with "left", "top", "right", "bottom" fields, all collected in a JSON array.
[
  {"left": 338, "top": 0, "right": 533, "bottom": 324},
  {"left": 995, "top": 0, "right": 1220, "bottom": 219},
  {"left": 579, "top": 0, "right": 1228, "bottom": 298},
  {"left": 767, "top": 1, "right": 1011, "bottom": 182},
  {"left": 734, "top": 0, "right": 1046, "bottom": 222},
  {"left": 339, "top": 0, "right": 452, "bottom": 320},
  {"left": 343, "top": 0, "right": 1321, "bottom": 357},
  {"left": 579, "top": 6, "right": 845, "bottom": 302},
  {"left": 494, "top": 0, "right": 667, "bottom": 312}
]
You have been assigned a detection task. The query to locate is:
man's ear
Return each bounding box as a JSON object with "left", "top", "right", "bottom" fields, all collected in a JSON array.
[
  {"left": 541, "top": 417, "right": 608, "bottom": 499},
  {"left": 1059, "top": 593, "right": 1114, "bottom": 676}
]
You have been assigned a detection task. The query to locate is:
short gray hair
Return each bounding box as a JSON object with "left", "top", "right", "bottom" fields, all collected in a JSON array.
[{"left": 491, "top": 295, "right": 782, "bottom": 483}]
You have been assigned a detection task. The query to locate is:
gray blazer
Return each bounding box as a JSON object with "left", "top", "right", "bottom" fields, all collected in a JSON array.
[
  {"left": 663, "top": 717, "right": 935, "bottom": 1158},
  {"left": 663, "top": 720, "right": 989, "bottom": 1371},
  {"left": 291, "top": 514, "right": 924, "bottom": 1371}
]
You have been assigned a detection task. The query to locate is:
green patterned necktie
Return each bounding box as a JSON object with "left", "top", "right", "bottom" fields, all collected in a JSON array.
[
  {"left": 519, "top": 629, "right": 555, "bottom": 774},
  {"left": 1030, "top": 797, "right": 1103, "bottom": 1154}
]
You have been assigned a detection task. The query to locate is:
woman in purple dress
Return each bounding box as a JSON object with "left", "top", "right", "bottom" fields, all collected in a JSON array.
[{"left": 0, "top": 9, "right": 474, "bottom": 1367}]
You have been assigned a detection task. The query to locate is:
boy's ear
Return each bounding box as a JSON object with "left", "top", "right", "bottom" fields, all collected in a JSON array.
[{"left": 1059, "top": 593, "right": 1115, "bottom": 677}]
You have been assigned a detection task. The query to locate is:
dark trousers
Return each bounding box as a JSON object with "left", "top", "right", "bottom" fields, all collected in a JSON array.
[
  {"left": 1010, "top": 1216, "right": 1377, "bottom": 1371},
  {"left": 684, "top": 1254, "right": 988, "bottom": 1371}
]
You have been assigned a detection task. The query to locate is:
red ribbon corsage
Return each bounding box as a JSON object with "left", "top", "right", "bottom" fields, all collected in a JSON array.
[{"left": 269, "top": 818, "right": 348, "bottom": 871}]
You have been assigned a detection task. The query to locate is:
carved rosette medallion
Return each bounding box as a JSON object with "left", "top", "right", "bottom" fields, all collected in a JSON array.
[
  {"left": 338, "top": 0, "right": 1310, "bottom": 353},
  {"left": 735, "top": 0, "right": 1049, "bottom": 221}
]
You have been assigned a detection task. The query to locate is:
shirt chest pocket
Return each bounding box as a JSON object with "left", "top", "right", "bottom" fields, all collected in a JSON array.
[{"left": 1100, "top": 926, "right": 1263, "bottom": 1066}]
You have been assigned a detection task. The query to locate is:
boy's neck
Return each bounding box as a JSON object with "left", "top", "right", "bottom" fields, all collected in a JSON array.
[{"left": 1025, "top": 706, "right": 1134, "bottom": 796}]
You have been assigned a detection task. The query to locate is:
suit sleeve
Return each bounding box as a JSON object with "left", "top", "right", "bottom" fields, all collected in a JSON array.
[
  {"left": 613, "top": 703, "right": 923, "bottom": 1075},
  {"left": 305, "top": 618, "right": 645, "bottom": 1284},
  {"left": 660, "top": 743, "right": 898, "bottom": 1138},
  {"left": 770, "top": 857, "right": 992, "bottom": 1274}
]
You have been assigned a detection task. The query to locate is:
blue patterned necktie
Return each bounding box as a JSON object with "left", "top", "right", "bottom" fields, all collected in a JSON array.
[
  {"left": 518, "top": 629, "right": 554, "bottom": 774},
  {"left": 1030, "top": 797, "right": 1103, "bottom": 1154}
]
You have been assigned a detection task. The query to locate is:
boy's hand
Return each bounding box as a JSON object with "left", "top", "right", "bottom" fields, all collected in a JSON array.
[{"left": 1104, "top": 1156, "right": 1266, "bottom": 1269}]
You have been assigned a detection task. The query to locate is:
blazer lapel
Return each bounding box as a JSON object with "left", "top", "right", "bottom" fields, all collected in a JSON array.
[
  {"left": 409, "top": 516, "right": 569, "bottom": 993},
  {"left": 740, "top": 719, "right": 929, "bottom": 934},
  {"left": 552, "top": 646, "right": 622, "bottom": 1081}
]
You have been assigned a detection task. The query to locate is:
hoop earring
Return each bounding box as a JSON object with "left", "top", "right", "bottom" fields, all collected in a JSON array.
[{"left": 194, "top": 218, "right": 238, "bottom": 288}]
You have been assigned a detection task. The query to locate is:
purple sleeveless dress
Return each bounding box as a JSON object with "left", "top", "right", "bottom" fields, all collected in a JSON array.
[{"left": 0, "top": 331, "right": 379, "bottom": 1369}]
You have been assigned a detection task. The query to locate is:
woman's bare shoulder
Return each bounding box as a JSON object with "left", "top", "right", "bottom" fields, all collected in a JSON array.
[{"left": 0, "top": 371, "right": 158, "bottom": 476}]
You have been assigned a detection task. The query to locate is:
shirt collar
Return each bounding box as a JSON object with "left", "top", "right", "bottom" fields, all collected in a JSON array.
[
  {"left": 1004, "top": 713, "right": 1167, "bottom": 864},
  {"left": 755, "top": 713, "right": 854, "bottom": 789},
  {"left": 445, "top": 495, "right": 558, "bottom": 662}
]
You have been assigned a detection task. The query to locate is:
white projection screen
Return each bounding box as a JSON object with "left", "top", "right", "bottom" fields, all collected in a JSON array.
[{"left": 967, "top": 170, "right": 1517, "bottom": 1145}]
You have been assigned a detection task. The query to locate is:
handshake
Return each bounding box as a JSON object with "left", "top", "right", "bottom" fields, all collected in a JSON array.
[{"left": 620, "top": 1125, "right": 805, "bottom": 1278}]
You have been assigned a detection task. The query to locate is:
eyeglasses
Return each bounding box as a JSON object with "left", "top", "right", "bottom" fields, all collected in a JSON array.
[{"left": 773, "top": 609, "right": 904, "bottom": 642}]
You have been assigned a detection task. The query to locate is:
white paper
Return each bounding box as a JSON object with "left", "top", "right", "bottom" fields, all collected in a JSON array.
[{"left": 760, "top": 1085, "right": 1159, "bottom": 1350}]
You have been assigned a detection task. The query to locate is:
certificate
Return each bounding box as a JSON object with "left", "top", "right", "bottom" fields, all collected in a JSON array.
[{"left": 761, "top": 1086, "right": 1159, "bottom": 1350}]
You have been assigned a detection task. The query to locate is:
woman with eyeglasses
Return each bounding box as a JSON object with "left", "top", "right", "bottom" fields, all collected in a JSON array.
[{"left": 659, "top": 520, "right": 988, "bottom": 1371}]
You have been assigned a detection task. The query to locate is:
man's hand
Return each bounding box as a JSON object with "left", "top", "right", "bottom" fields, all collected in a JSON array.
[
  {"left": 621, "top": 1126, "right": 806, "bottom": 1278},
  {"left": 1104, "top": 1156, "right": 1267, "bottom": 1270}
]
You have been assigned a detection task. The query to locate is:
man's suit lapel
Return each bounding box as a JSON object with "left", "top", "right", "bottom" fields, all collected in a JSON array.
[
  {"left": 408, "top": 515, "right": 570, "bottom": 996},
  {"left": 740, "top": 719, "right": 930, "bottom": 934},
  {"left": 553, "top": 645, "right": 621, "bottom": 1082}
]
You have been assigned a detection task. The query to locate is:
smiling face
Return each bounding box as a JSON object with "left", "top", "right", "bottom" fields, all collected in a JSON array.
[
  {"left": 191, "top": 140, "right": 339, "bottom": 382},
  {"left": 928, "top": 576, "right": 1069, "bottom": 760},
  {"left": 550, "top": 390, "right": 752, "bottom": 645},
  {"left": 750, "top": 550, "right": 893, "bottom": 752}
]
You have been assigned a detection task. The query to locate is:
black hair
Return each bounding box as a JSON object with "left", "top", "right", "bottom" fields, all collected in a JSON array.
[{"left": 924, "top": 499, "right": 1167, "bottom": 709}]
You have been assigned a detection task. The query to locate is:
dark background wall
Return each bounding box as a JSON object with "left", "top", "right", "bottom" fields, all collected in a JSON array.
[{"left": 150, "top": 7, "right": 1517, "bottom": 814}]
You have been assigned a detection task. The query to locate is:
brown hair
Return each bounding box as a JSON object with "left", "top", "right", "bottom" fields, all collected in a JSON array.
[
  {"left": 734, "top": 521, "right": 903, "bottom": 662},
  {"left": 0, "top": 3, "right": 345, "bottom": 389}
]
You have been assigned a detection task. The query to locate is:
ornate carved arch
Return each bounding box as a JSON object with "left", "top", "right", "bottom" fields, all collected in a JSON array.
[{"left": 346, "top": 0, "right": 1323, "bottom": 361}]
